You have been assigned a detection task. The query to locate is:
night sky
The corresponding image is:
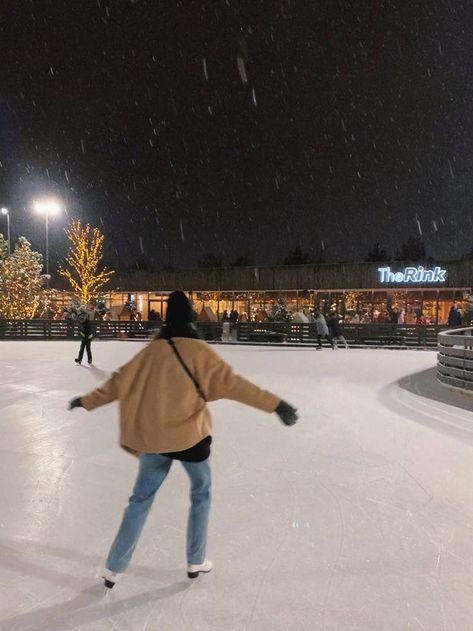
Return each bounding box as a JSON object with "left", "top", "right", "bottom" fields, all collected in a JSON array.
[{"left": 1, "top": 0, "right": 471, "bottom": 270}]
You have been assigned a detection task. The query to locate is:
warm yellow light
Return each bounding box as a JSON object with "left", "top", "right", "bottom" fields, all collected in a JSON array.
[{"left": 59, "top": 219, "right": 114, "bottom": 303}]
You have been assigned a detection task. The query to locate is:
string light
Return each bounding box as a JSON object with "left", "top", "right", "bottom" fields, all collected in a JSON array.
[
  {"left": 59, "top": 219, "right": 114, "bottom": 303},
  {"left": 0, "top": 236, "right": 44, "bottom": 318}
]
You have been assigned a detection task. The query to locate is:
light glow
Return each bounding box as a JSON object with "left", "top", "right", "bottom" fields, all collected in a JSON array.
[{"left": 33, "top": 199, "right": 61, "bottom": 216}]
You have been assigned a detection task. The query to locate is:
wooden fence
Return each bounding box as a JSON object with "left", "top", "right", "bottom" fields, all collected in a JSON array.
[
  {"left": 236, "top": 322, "right": 447, "bottom": 346},
  {"left": 0, "top": 319, "right": 448, "bottom": 347}
]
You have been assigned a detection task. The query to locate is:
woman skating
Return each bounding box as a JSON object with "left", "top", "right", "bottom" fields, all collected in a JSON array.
[
  {"left": 327, "top": 312, "right": 349, "bottom": 349},
  {"left": 314, "top": 310, "right": 333, "bottom": 349},
  {"left": 69, "top": 291, "right": 298, "bottom": 587}
]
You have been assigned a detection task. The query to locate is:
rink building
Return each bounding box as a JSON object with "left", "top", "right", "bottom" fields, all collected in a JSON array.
[{"left": 71, "top": 259, "right": 472, "bottom": 324}]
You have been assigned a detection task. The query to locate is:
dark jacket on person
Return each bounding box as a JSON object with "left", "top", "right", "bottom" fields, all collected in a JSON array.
[
  {"left": 327, "top": 315, "right": 342, "bottom": 338},
  {"left": 79, "top": 317, "right": 93, "bottom": 339},
  {"left": 448, "top": 307, "right": 462, "bottom": 327}
]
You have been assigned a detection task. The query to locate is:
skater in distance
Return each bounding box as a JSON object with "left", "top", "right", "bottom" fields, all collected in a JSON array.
[
  {"left": 74, "top": 304, "right": 95, "bottom": 365},
  {"left": 69, "top": 291, "right": 298, "bottom": 588}
]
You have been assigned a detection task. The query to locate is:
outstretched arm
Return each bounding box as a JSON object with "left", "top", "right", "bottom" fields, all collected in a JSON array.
[
  {"left": 69, "top": 371, "right": 120, "bottom": 411},
  {"left": 202, "top": 346, "right": 286, "bottom": 411}
]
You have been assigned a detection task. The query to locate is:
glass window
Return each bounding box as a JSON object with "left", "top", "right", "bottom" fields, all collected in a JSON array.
[
  {"left": 405, "top": 291, "right": 423, "bottom": 324},
  {"left": 421, "top": 291, "right": 438, "bottom": 324},
  {"left": 437, "top": 291, "right": 455, "bottom": 324}
]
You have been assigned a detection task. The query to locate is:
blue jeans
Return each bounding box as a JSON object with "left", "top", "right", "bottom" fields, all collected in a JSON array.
[{"left": 106, "top": 453, "right": 211, "bottom": 572}]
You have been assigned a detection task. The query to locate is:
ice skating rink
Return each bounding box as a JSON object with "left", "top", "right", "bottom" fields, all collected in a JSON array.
[{"left": 1, "top": 341, "right": 473, "bottom": 631}]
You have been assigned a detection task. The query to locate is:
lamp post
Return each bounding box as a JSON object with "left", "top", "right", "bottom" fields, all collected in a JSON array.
[
  {"left": 33, "top": 199, "right": 61, "bottom": 288},
  {"left": 1, "top": 208, "right": 10, "bottom": 255}
]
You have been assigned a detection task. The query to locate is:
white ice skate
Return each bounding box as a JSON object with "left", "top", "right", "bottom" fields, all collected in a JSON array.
[
  {"left": 187, "top": 559, "right": 213, "bottom": 579},
  {"left": 102, "top": 568, "right": 118, "bottom": 589}
]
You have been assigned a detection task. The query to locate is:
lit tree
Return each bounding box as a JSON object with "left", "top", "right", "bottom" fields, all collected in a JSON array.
[
  {"left": 0, "top": 233, "right": 7, "bottom": 260},
  {"left": 267, "top": 299, "right": 293, "bottom": 322},
  {"left": 0, "top": 236, "right": 45, "bottom": 319},
  {"left": 59, "top": 219, "right": 114, "bottom": 303}
]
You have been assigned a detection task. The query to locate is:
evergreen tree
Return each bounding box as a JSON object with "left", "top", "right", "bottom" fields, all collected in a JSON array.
[
  {"left": 364, "top": 243, "right": 390, "bottom": 262},
  {"left": 267, "top": 299, "right": 293, "bottom": 322},
  {"left": 197, "top": 253, "right": 223, "bottom": 268},
  {"left": 396, "top": 236, "right": 426, "bottom": 261},
  {"left": 0, "top": 233, "right": 8, "bottom": 260},
  {"left": 232, "top": 256, "right": 250, "bottom": 266},
  {"left": 283, "top": 245, "right": 309, "bottom": 265},
  {"left": 0, "top": 237, "right": 45, "bottom": 319}
]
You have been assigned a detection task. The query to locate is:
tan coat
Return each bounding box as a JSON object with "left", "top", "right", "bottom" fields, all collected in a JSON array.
[{"left": 81, "top": 338, "right": 281, "bottom": 454}]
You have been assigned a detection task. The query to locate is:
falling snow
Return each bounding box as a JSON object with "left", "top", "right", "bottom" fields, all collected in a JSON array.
[{"left": 0, "top": 2, "right": 470, "bottom": 269}]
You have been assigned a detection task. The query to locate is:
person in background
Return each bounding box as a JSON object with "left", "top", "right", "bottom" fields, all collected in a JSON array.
[
  {"left": 448, "top": 302, "right": 462, "bottom": 327},
  {"left": 376, "top": 310, "right": 390, "bottom": 323},
  {"left": 327, "top": 312, "right": 349, "bottom": 349},
  {"left": 415, "top": 312, "right": 427, "bottom": 325},
  {"left": 75, "top": 305, "right": 95, "bottom": 365},
  {"left": 390, "top": 308, "right": 399, "bottom": 324},
  {"left": 222, "top": 310, "right": 229, "bottom": 322},
  {"left": 68, "top": 291, "right": 298, "bottom": 588},
  {"left": 350, "top": 313, "right": 360, "bottom": 324},
  {"left": 302, "top": 308, "right": 314, "bottom": 323},
  {"left": 148, "top": 309, "right": 157, "bottom": 321},
  {"left": 405, "top": 308, "right": 417, "bottom": 324},
  {"left": 254, "top": 310, "right": 267, "bottom": 322},
  {"left": 64, "top": 307, "right": 75, "bottom": 338},
  {"left": 314, "top": 310, "right": 333, "bottom": 349}
]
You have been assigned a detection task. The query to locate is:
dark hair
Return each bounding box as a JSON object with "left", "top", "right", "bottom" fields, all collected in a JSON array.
[{"left": 157, "top": 291, "right": 201, "bottom": 340}]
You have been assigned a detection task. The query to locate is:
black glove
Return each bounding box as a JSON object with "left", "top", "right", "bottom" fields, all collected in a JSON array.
[
  {"left": 275, "top": 400, "right": 298, "bottom": 426},
  {"left": 68, "top": 397, "right": 83, "bottom": 411}
]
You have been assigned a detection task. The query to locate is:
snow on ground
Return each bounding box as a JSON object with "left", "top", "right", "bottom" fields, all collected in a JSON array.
[{"left": 1, "top": 341, "right": 473, "bottom": 630}]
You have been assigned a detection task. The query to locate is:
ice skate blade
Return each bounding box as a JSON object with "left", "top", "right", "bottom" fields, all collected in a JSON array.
[{"left": 187, "top": 568, "right": 212, "bottom": 579}]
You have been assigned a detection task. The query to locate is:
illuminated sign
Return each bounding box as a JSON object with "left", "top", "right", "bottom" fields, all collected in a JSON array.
[{"left": 377, "top": 266, "right": 447, "bottom": 284}]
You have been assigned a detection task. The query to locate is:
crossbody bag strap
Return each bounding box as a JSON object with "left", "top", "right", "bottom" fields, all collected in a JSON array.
[{"left": 167, "top": 339, "right": 207, "bottom": 401}]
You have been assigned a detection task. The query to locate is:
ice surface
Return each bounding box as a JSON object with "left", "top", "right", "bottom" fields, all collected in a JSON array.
[{"left": 1, "top": 341, "right": 473, "bottom": 630}]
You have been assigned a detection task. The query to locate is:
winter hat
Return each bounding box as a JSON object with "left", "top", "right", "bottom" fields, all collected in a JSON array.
[{"left": 165, "top": 291, "right": 193, "bottom": 324}]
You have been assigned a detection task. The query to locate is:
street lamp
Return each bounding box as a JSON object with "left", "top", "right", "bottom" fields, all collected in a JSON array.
[
  {"left": 33, "top": 199, "right": 62, "bottom": 287},
  {"left": 1, "top": 207, "right": 10, "bottom": 255}
]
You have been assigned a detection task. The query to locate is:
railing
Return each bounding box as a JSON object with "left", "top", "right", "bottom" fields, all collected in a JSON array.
[
  {"left": 237, "top": 322, "right": 447, "bottom": 347},
  {"left": 437, "top": 327, "right": 473, "bottom": 392},
  {"left": 0, "top": 319, "right": 449, "bottom": 347},
  {"left": 0, "top": 319, "right": 156, "bottom": 340}
]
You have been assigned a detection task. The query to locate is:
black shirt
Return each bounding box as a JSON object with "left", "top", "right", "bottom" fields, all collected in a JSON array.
[
  {"left": 157, "top": 325, "right": 208, "bottom": 461},
  {"left": 161, "top": 436, "right": 212, "bottom": 462}
]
